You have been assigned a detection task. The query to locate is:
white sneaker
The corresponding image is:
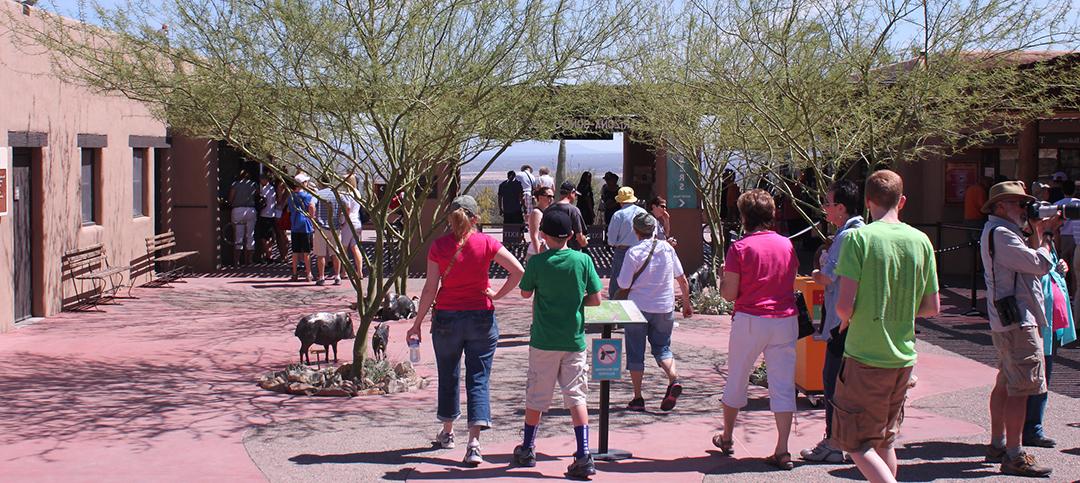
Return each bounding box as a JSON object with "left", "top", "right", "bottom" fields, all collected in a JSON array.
[
  {"left": 436, "top": 430, "right": 455, "bottom": 449},
  {"left": 463, "top": 444, "right": 483, "bottom": 466}
]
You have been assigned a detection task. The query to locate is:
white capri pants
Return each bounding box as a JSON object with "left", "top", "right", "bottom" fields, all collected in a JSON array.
[
  {"left": 721, "top": 312, "right": 798, "bottom": 413},
  {"left": 231, "top": 207, "right": 257, "bottom": 250}
]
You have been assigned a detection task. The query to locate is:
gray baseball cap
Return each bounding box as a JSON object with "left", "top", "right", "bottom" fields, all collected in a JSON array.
[
  {"left": 633, "top": 212, "right": 656, "bottom": 235},
  {"left": 450, "top": 195, "right": 479, "bottom": 216}
]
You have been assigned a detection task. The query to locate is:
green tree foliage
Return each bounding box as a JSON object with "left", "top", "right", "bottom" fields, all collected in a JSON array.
[
  {"left": 623, "top": 0, "right": 1079, "bottom": 258},
  {"left": 12, "top": 0, "right": 644, "bottom": 377}
]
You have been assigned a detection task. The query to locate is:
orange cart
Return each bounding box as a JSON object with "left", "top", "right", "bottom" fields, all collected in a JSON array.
[{"left": 794, "top": 276, "right": 826, "bottom": 407}]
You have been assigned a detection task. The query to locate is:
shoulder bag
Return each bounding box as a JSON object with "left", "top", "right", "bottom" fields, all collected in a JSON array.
[
  {"left": 613, "top": 239, "right": 658, "bottom": 300},
  {"left": 988, "top": 227, "right": 1021, "bottom": 327}
]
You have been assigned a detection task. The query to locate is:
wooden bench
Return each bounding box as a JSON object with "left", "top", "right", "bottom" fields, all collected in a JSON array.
[
  {"left": 62, "top": 244, "right": 131, "bottom": 310},
  {"left": 145, "top": 232, "right": 199, "bottom": 286}
]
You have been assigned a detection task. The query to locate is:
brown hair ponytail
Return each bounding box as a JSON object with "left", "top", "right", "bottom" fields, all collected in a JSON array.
[{"left": 449, "top": 208, "right": 475, "bottom": 244}]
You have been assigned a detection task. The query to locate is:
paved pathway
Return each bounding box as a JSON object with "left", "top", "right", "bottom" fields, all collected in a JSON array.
[{"left": 2, "top": 273, "right": 1079, "bottom": 481}]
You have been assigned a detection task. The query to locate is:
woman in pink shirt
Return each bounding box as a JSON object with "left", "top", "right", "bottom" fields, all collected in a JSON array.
[
  {"left": 407, "top": 196, "right": 525, "bottom": 465},
  {"left": 713, "top": 189, "right": 800, "bottom": 470}
]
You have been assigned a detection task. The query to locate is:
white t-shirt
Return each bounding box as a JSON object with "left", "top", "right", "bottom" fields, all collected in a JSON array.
[
  {"left": 340, "top": 195, "right": 363, "bottom": 229},
  {"left": 537, "top": 174, "right": 555, "bottom": 190},
  {"left": 1055, "top": 197, "right": 1080, "bottom": 238},
  {"left": 259, "top": 182, "right": 277, "bottom": 218},
  {"left": 616, "top": 238, "right": 684, "bottom": 313},
  {"left": 516, "top": 171, "right": 536, "bottom": 194}
]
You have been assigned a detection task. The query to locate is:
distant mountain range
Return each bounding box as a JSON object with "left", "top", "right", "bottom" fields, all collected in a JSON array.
[{"left": 464, "top": 151, "right": 624, "bottom": 176}]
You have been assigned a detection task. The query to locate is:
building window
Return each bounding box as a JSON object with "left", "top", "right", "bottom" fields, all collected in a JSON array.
[
  {"left": 81, "top": 148, "right": 100, "bottom": 225},
  {"left": 133, "top": 148, "right": 148, "bottom": 217}
]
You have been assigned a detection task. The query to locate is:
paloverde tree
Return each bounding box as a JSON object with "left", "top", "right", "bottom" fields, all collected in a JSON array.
[
  {"left": 13, "top": 0, "right": 643, "bottom": 377},
  {"left": 624, "top": 0, "right": 1078, "bottom": 256}
]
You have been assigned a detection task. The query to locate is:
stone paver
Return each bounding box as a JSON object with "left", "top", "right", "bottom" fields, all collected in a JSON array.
[{"left": 1, "top": 272, "right": 1078, "bottom": 482}]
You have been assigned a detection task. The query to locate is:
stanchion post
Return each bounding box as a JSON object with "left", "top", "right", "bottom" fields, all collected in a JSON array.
[
  {"left": 599, "top": 323, "right": 611, "bottom": 454},
  {"left": 963, "top": 229, "right": 984, "bottom": 317}
]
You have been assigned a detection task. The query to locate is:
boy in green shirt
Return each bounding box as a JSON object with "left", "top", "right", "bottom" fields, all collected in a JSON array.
[
  {"left": 514, "top": 208, "right": 603, "bottom": 479},
  {"left": 833, "top": 170, "right": 940, "bottom": 483}
]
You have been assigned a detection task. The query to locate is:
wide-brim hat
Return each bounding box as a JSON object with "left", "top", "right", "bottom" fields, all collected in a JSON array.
[
  {"left": 982, "top": 180, "right": 1034, "bottom": 214},
  {"left": 603, "top": 171, "right": 619, "bottom": 181},
  {"left": 615, "top": 186, "right": 637, "bottom": 204}
]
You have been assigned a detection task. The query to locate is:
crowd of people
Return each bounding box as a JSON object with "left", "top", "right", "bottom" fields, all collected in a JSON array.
[
  {"left": 402, "top": 167, "right": 1080, "bottom": 483},
  {"left": 241, "top": 162, "right": 1073, "bottom": 480},
  {"left": 228, "top": 170, "right": 366, "bottom": 284}
]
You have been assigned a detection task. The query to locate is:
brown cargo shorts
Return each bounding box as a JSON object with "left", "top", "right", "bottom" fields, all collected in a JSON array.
[
  {"left": 831, "top": 357, "right": 914, "bottom": 453},
  {"left": 991, "top": 325, "right": 1046, "bottom": 397}
]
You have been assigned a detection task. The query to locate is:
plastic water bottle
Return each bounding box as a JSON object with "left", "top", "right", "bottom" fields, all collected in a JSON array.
[{"left": 408, "top": 338, "right": 421, "bottom": 363}]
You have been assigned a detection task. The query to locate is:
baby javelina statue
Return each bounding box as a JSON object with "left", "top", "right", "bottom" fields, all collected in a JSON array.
[
  {"left": 371, "top": 322, "right": 390, "bottom": 361},
  {"left": 294, "top": 312, "right": 355, "bottom": 365}
]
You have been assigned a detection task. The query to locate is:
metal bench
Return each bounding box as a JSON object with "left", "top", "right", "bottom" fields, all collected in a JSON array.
[
  {"left": 144, "top": 232, "right": 199, "bottom": 286},
  {"left": 62, "top": 244, "right": 131, "bottom": 310}
]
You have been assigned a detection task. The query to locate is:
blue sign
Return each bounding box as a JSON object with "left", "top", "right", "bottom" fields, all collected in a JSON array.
[
  {"left": 591, "top": 338, "right": 622, "bottom": 381},
  {"left": 666, "top": 153, "right": 699, "bottom": 209}
]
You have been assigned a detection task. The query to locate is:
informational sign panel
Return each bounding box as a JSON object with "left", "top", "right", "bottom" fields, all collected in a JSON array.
[
  {"left": 0, "top": 148, "right": 8, "bottom": 217},
  {"left": 591, "top": 338, "right": 622, "bottom": 381},
  {"left": 666, "top": 153, "right": 699, "bottom": 209},
  {"left": 585, "top": 300, "right": 647, "bottom": 325}
]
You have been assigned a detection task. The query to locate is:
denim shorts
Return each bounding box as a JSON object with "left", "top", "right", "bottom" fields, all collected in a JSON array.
[{"left": 624, "top": 311, "right": 675, "bottom": 372}]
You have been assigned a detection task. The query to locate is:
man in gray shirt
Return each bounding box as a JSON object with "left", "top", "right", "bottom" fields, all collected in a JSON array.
[{"left": 980, "top": 180, "right": 1056, "bottom": 477}]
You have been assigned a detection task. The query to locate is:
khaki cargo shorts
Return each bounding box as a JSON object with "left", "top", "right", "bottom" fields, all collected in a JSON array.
[
  {"left": 991, "top": 325, "right": 1047, "bottom": 397},
  {"left": 525, "top": 348, "right": 589, "bottom": 411},
  {"left": 831, "top": 358, "right": 914, "bottom": 453}
]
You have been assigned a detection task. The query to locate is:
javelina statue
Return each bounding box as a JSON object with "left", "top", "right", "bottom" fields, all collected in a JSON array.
[
  {"left": 689, "top": 263, "right": 717, "bottom": 296},
  {"left": 377, "top": 292, "right": 419, "bottom": 321},
  {"left": 371, "top": 322, "right": 390, "bottom": 361},
  {"left": 294, "top": 312, "right": 355, "bottom": 365}
]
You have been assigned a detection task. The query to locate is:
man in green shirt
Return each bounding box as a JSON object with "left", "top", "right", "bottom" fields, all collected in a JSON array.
[
  {"left": 833, "top": 169, "right": 940, "bottom": 483},
  {"left": 514, "top": 208, "right": 603, "bottom": 479}
]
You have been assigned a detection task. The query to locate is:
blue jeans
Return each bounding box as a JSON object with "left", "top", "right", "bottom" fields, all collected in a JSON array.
[
  {"left": 431, "top": 310, "right": 499, "bottom": 429},
  {"left": 822, "top": 346, "right": 843, "bottom": 438},
  {"left": 1024, "top": 339, "right": 1057, "bottom": 440},
  {"left": 609, "top": 246, "right": 629, "bottom": 298},
  {"left": 625, "top": 311, "right": 675, "bottom": 372}
]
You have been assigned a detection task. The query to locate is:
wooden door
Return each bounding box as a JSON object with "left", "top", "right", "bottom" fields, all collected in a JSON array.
[{"left": 12, "top": 148, "right": 32, "bottom": 322}]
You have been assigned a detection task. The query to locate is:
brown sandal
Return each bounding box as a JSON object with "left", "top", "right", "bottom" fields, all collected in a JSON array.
[
  {"left": 764, "top": 452, "right": 794, "bottom": 470},
  {"left": 712, "top": 434, "right": 735, "bottom": 456}
]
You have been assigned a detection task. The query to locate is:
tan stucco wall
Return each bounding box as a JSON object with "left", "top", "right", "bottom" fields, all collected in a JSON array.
[{"left": 0, "top": 3, "right": 167, "bottom": 331}]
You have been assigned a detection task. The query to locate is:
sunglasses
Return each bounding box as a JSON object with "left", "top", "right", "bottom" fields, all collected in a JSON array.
[{"left": 537, "top": 193, "right": 554, "bottom": 199}]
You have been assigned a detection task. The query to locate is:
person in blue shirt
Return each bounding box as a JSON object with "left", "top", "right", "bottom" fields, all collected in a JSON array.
[
  {"left": 800, "top": 180, "right": 864, "bottom": 463},
  {"left": 1024, "top": 235, "right": 1077, "bottom": 448},
  {"left": 289, "top": 174, "right": 317, "bottom": 281},
  {"left": 606, "top": 187, "right": 646, "bottom": 298}
]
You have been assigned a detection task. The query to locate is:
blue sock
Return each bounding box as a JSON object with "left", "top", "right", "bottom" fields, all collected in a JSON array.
[
  {"left": 574, "top": 425, "right": 589, "bottom": 458},
  {"left": 523, "top": 423, "right": 538, "bottom": 449}
]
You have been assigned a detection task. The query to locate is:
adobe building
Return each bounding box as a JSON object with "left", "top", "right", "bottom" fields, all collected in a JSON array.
[
  {"left": 0, "top": 1, "right": 225, "bottom": 331},
  {"left": 896, "top": 111, "right": 1080, "bottom": 275}
]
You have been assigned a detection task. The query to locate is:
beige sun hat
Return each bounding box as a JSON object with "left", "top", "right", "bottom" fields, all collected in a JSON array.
[
  {"left": 981, "top": 180, "right": 1034, "bottom": 214},
  {"left": 615, "top": 186, "right": 638, "bottom": 204}
]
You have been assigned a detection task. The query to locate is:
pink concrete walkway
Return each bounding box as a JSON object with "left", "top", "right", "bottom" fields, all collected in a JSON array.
[{"left": 0, "top": 274, "right": 1002, "bottom": 481}]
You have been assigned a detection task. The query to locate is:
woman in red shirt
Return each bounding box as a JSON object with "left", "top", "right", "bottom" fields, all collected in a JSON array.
[{"left": 407, "top": 195, "right": 525, "bottom": 466}]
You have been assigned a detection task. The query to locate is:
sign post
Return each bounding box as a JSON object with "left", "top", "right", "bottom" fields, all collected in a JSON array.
[
  {"left": 666, "top": 153, "right": 698, "bottom": 209},
  {"left": 585, "top": 300, "right": 647, "bottom": 461}
]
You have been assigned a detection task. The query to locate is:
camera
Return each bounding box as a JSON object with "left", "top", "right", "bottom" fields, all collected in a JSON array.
[{"left": 1025, "top": 200, "right": 1080, "bottom": 220}]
